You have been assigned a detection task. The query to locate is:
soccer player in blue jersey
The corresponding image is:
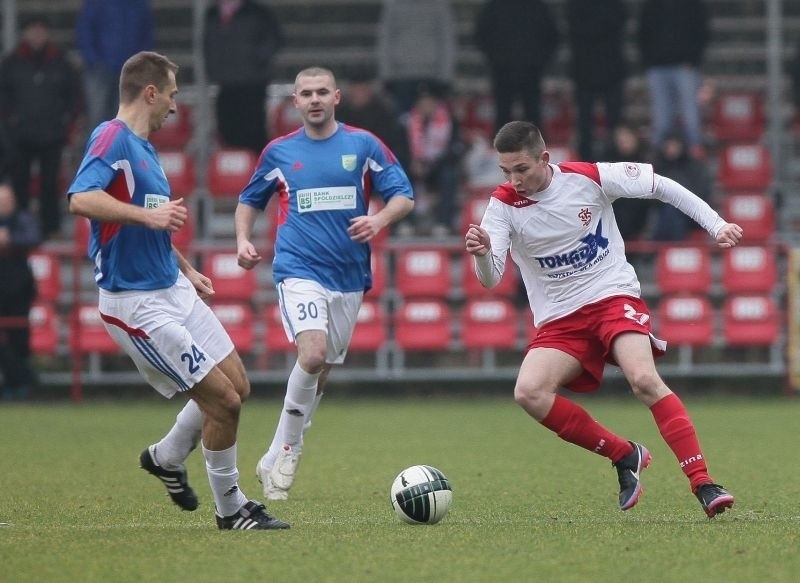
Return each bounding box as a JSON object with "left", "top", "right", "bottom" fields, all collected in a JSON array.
[
  {"left": 67, "top": 51, "right": 289, "bottom": 530},
  {"left": 235, "top": 66, "right": 414, "bottom": 500}
]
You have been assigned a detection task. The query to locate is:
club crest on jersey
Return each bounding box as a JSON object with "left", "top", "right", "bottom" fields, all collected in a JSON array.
[
  {"left": 341, "top": 154, "right": 357, "bottom": 171},
  {"left": 534, "top": 220, "right": 610, "bottom": 270},
  {"left": 624, "top": 163, "right": 641, "bottom": 179},
  {"left": 578, "top": 207, "right": 592, "bottom": 226}
]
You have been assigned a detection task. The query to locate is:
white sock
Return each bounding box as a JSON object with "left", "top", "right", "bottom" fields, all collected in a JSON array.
[
  {"left": 203, "top": 442, "right": 248, "bottom": 517},
  {"left": 152, "top": 400, "right": 203, "bottom": 470},
  {"left": 263, "top": 362, "right": 319, "bottom": 468},
  {"left": 302, "top": 393, "right": 324, "bottom": 435}
]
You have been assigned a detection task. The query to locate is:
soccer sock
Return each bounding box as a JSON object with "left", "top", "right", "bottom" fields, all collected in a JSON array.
[
  {"left": 152, "top": 400, "right": 203, "bottom": 470},
  {"left": 540, "top": 395, "right": 633, "bottom": 462},
  {"left": 302, "top": 393, "right": 324, "bottom": 435},
  {"left": 202, "top": 442, "right": 248, "bottom": 517},
  {"left": 650, "top": 392, "right": 711, "bottom": 491},
  {"left": 263, "top": 363, "right": 320, "bottom": 468}
]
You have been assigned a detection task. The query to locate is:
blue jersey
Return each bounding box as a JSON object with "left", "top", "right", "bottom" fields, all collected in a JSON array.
[
  {"left": 67, "top": 120, "right": 179, "bottom": 292},
  {"left": 239, "top": 123, "right": 413, "bottom": 292}
]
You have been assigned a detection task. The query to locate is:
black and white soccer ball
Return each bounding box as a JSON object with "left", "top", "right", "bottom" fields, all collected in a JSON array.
[{"left": 390, "top": 465, "right": 452, "bottom": 525}]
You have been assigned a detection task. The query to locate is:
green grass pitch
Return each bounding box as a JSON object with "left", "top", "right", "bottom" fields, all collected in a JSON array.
[{"left": 1, "top": 394, "right": 798, "bottom": 582}]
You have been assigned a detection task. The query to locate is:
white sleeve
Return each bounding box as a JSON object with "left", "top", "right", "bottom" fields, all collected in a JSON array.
[
  {"left": 651, "top": 174, "right": 727, "bottom": 238},
  {"left": 473, "top": 198, "right": 511, "bottom": 289}
]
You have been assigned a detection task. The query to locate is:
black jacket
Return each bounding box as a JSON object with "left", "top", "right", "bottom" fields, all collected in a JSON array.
[
  {"left": 637, "top": 0, "right": 709, "bottom": 68},
  {"left": 567, "top": 0, "right": 628, "bottom": 86},
  {"left": 0, "top": 41, "right": 80, "bottom": 145}
]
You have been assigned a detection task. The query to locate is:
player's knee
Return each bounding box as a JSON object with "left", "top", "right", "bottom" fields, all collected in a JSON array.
[
  {"left": 298, "top": 350, "right": 327, "bottom": 374},
  {"left": 207, "top": 385, "right": 242, "bottom": 426},
  {"left": 627, "top": 369, "right": 663, "bottom": 398},
  {"left": 513, "top": 382, "right": 551, "bottom": 415}
]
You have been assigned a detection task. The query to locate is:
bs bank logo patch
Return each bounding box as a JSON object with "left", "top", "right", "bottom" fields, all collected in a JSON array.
[
  {"left": 341, "top": 154, "right": 357, "bottom": 171},
  {"left": 298, "top": 190, "right": 313, "bottom": 211},
  {"left": 296, "top": 186, "right": 357, "bottom": 213}
]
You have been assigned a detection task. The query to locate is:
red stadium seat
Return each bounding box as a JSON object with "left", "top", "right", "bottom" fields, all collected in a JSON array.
[
  {"left": 150, "top": 105, "right": 193, "bottom": 149},
  {"left": 208, "top": 148, "right": 257, "bottom": 197},
  {"left": 723, "top": 295, "right": 779, "bottom": 346},
  {"left": 721, "top": 246, "right": 777, "bottom": 294},
  {"left": 171, "top": 211, "right": 195, "bottom": 254},
  {"left": 369, "top": 250, "right": 388, "bottom": 298},
  {"left": 29, "top": 251, "right": 61, "bottom": 302},
  {"left": 459, "top": 195, "right": 490, "bottom": 235},
  {"left": 263, "top": 303, "right": 294, "bottom": 353},
  {"left": 655, "top": 246, "right": 712, "bottom": 294},
  {"left": 460, "top": 253, "right": 518, "bottom": 299},
  {"left": 717, "top": 143, "right": 772, "bottom": 192},
  {"left": 30, "top": 303, "right": 59, "bottom": 355},
  {"left": 203, "top": 252, "right": 257, "bottom": 301},
  {"left": 268, "top": 97, "right": 303, "bottom": 137},
  {"left": 394, "top": 300, "right": 453, "bottom": 351},
  {"left": 160, "top": 151, "right": 196, "bottom": 197},
  {"left": 656, "top": 295, "right": 714, "bottom": 346},
  {"left": 394, "top": 248, "right": 452, "bottom": 299},
  {"left": 461, "top": 298, "right": 519, "bottom": 349},
  {"left": 722, "top": 194, "right": 775, "bottom": 241},
  {"left": 711, "top": 92, "right": 765, "bottom": 142},
  {"left": 71, "top": 304, "right": 120, "bottom": 354},
  {"left": 210, "top": 302, "right": 255, "bottom": 353},
  {"left": 349, "top": 300, "right": 387, "bottom": 352}
]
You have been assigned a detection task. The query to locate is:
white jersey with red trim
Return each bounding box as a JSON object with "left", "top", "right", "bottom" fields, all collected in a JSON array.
[{"left": 475, "top": 161, "right": 724, "bottom": 327}]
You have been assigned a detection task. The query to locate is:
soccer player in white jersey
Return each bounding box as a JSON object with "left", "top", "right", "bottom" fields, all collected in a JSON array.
[
  {"left": 236, "top": 67, "right": 414, "bottom": 500},
  {"left": 67, "top": 51, "right": 288, "bottom": 530},
  {"left": 465, "top": 121, "right": 741, "bottom": 517}
]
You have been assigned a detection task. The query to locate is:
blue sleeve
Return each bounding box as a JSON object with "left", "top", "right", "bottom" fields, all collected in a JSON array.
[
  {"left": 67, "top": 131, "right": 121, "bottom": 196},
  {"left": 238, "top": 150, "right": 277, "bottom": 210},
  {"left": 367, "top": 135, "right": 414, "bottom": 202}
]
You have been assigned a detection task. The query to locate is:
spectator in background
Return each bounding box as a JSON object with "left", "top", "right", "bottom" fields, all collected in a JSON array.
[
  {"left": 77, "top": 0, "right": 153, "bottom": 130},
  {"left": 203, "top": 0, "right": 283, "bottom": 153},
  {"left": 651, "top": 133, "right": 712, "bottom": 242},
  {"left": 637, "top": 0, "right": 709, "bottom": 158},
  {"left": 474, "top": 0, "right": 559, "bottom": 131},
  {"left": 377, "top": 0, "right": 456, "bottom": 120},
  {"left": 405, "top": 85, "right": 463, "bottom": 236},
  {"left": 567, "top": 0, "right": 628, "bottom": 161},
  {"left": 606, "top": 124, "right": 652, "bottom": 241},
  {"left": 0, "top": 16, "right": 81, "bottom": 238},
  {"left": 0, "top": 182, "right": 41, "bottom": 401},
  {"left": 336, "top": 71, "right": 408, "bottom": 167}
]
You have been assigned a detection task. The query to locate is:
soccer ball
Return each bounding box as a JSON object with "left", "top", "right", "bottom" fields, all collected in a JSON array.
[{"left": 390, "top": 465, "right": 452, "bottom": 525}]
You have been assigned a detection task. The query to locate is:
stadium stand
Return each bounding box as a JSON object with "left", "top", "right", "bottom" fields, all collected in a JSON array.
[
  {"left": 210, "top": 302, "right": 255, "bottom": 354},
  {"left": 29, "top": 304, "right": 60, "bottom": 356},
  {"left": 394, "top": 248, "right": 453, "bottom": 299},
  {"left": 721, "top": 245, "right": 778, "bottom": 294},
  {"left": 723, "top": 294, "right": 780, "bottom": 346},
  {"left": 655, "top": 246, "right": 713, "bottom": 295},
  {"left": 656, "top": 295, "right": 715, "bottom": 347},
  {"left": 717, "top": 143, "right": 773, "bottom": 192},
  {"left": 202, "top": 251, "right": 257, "bottom": 302},
  {"left": 159, "top": 150, "right": 196, "bottom": 198},
  {"left": 711, "top": 92, "right": 765, "bottom": 142},
  {"left": 721, "top": 193, "right": 776, "bottom": 242},
  {"left": 29, "top": 251, "right": 61, "bottom": 303}
]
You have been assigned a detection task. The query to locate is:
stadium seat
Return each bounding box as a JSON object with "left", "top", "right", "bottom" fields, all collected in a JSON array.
[
  {"left": 210, "top": 302, "right": 255, "bottom": 354},
  {"left": 203, "top": 252, "right": 257, "bottom": 301},
  {"left": 461, "top": 298, "right": 519, "bottom": 350},
  {"left": 656, "top": 295, "right": 714, "bottom": 346},
  {"left": 711, "top": 92, "right": 765, "bottom": 142},
  {"left": 171, "top": 211, "right": 195, "bottom": 254},
  {"left": 29, "top": 251, "right": 61, "bottom": 302},
  {"left": 268, "top": 96, "right": 303, "bottom": 137},
  {"left": 655, "top": 246, "right": 712, "bottom": 294},
  {"left": 722, "top": 193, "right": 775, "bottom": 241},
  {"left": 349, "top": 300, "right": 387, "bottom": 352},
  {"left": 393, "top": 300, "right": 453, "bottom": 351},
  {"left": 369, "top": 250, "right": 388, "bottom": 298},
  {"left": 541, "top": 90, "right": 573, "bottom": 144},
  {"left": 70, "top": 304, "right": 120, "bottom": 354},
  {"left": 717, "top": 143, "right": 772, "bottom": 192},
  {"left": 263, "top": 303, "right": 294, "bottom": 353},
  {"left": 460, "top": 253, "right": 518, "bottom": 299},
  {"left": 723, "top": 294, "right": 779, "bottom": 346},
  {"left": 208, "top": 148, "right": 258, "bottom": 197},
  {"left": 459, "top": 195, "right": 490, "bottom": 235},
  {"left": 721, "top": 245, "right": 777, "bottom": 294},
  {"left": 394, "top": 248, "right": 453, "bottom": 299},
  {"left": 150, "top": 105, "right": 193, "bottom": 150},
  {"left": 30, "top": 303, "right": 59, "bottom": 355},
  {"left": 160, "top": 151, "right": 196, "bottom": 197},
  {"left": 73, "top": 215, "right": 91, "bottom": 252}
]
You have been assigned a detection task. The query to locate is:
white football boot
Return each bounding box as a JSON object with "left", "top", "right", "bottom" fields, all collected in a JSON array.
[{"left": 256, "top": 444, "right": 302, "bottom": 501}]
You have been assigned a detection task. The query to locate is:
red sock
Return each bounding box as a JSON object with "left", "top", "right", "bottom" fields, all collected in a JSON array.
[
  {"left": 540, "top": 395, "right": 632, "bottom": 462},
  {"left": 650, "top": 393, "right": 711, "bottom": 491}
]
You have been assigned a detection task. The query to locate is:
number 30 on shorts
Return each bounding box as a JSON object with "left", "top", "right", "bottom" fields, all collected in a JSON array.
[
  {"left": 181, "top": 344, "right": 207, "bottom": 374},
  {"left": 296, "top": 301, "right": 319, "bottom": 321}
]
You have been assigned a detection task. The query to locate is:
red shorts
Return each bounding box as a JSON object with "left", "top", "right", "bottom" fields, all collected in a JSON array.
[{"left": 527, "top": 295, "right": 666, "bottom": 393}]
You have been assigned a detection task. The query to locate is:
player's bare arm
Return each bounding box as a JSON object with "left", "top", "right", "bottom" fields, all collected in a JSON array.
[
  {"left": 234, "top": 202, "right": 263, "bottom": 269},
  {"left": 173, "top": 245, "right": 215, "bottom": 299},
  {"left": 715, "top": 222, "right": 743, "bottom": 249},
  {"left": 348, "top": 195, "right": 414, "bottom": 243},
  {"left": 465, "top": 223, "right": 491, "bottom": 257},
  {"left": 69, "top": 190, "right": 187, "bottom": 231}
]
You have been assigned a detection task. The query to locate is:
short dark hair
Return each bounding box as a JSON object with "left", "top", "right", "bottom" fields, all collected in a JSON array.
[
  {"left": 119, "top": 51, "right": 179, "bottom": 104},
  {"left": 493, "top": 121, "right": 546, "bottom": 157}
]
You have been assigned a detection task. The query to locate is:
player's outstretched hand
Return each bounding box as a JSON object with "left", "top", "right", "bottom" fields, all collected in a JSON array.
[
  {"left": 348, "top": 214, "right": 382, "bottom": 243},
  {"left": 465, "top": 223, "right": 491, "bottom": 257},
  {"left": 716, "top": 222, "right": 743, "bottom": 248},
  {"left": 237, "top": 240, "right": 262, "bottom": 270},
  {"left": 148, "top": 198, "right": 187, "bottom": 231}
]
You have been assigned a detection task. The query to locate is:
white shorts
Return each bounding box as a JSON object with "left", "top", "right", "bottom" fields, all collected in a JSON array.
[
  {"left": 276, "top": 278, "right": 363, "bottom": 364},
  {"left": 98, "top": 272, "right": 234, "bottom": 398}
]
